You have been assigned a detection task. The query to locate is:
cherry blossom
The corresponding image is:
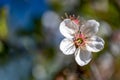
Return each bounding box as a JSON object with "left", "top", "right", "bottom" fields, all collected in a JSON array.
[{"left": 59, "top": 15, "right": 104, "bottom": 66}]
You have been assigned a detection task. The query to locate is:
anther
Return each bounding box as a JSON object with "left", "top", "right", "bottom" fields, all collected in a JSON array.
[
  {"left": 61, "top": 16, "right": 64, "bottom": 20},
  {"left": 77, "top": 16, "right": 80, "bottom": 19},
  {"left": 73, "top": 14, "right": 75, "bottom": 17},
  {"left": 65, "top": 13, "right": 68, "bottom": 18}
]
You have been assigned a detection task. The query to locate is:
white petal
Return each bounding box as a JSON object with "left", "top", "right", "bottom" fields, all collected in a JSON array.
[
  {"left": 86, "top": 36, "right": 105, "bottom": 52},
  {"left": 60, "top": 38, "right": 76, "bottom": 55},
  {"left": 80, "top": 20, "right": 100, "bottom": 37},
  {"left": 75, "top": 48, "right": 92, "bottom": 66},
  {"left": 59, "top": 19, "right": 79, "bottom": 38}
]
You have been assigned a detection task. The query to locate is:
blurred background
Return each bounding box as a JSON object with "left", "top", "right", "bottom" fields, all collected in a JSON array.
[{"left": 0, "top": 0, "right": 120, "bottom": 80}]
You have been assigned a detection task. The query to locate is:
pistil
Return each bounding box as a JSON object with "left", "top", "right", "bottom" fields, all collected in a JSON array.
[{"left": 74, "top": 33, "right": 86, "bottom": 48}]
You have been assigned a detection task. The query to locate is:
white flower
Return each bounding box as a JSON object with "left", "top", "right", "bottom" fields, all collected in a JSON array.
[{"left": 59, "top": 15, "right": 105, "bottom": 66}]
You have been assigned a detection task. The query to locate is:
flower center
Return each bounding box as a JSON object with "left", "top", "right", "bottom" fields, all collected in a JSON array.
[
  {"left": 74, "top": 33, "right": 86, "bottom": 48},
  {"left": 77, "top": 38, "right": 83, "bottom": 44}
]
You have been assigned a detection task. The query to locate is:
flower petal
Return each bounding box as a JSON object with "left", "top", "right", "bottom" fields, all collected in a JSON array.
[
  {"left": 75, "top": 48, "right": 92, "bottom": 66},
  {"left": 60, "top": 38, "right": 76, "bottom": 55},
  {"left": 86, "top": 36, "right": 105, "bottom": 52},
  {"left": 80, "top": 20, "right": 100, "bottom": 37},
  {"left": 59, "top": 19, "right": 79, "bottom": 38}
]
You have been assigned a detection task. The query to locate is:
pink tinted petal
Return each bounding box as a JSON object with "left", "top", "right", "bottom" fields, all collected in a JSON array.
[
  {"left": 75, "top": 48, "right": 92, "bottom": 66},
  {"left": 80, "top": 20, "right": 99, "bottom": 37},
  {"left": 60, "top": 38, "right": 76, "bottom": 55},
  {"left": 59, "top": 19, "right": 79, "bottom": 38}
]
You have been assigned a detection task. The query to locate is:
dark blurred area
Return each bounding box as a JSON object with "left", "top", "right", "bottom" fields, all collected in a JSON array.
[{"left": 0, "top": 0, "right": 120, "bottom": 80}]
